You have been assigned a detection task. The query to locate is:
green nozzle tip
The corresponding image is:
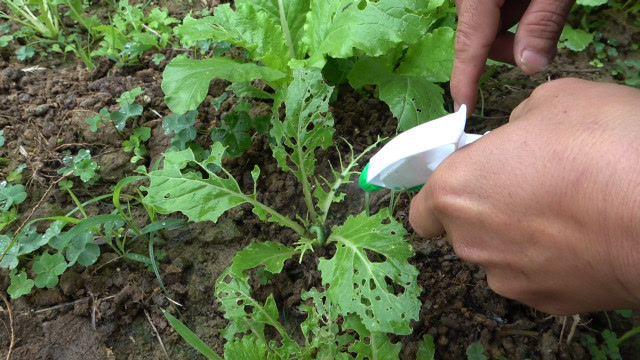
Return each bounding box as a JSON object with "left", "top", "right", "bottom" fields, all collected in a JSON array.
[{"left": 359, "top": 163, "right": 384, "bottom": 192}]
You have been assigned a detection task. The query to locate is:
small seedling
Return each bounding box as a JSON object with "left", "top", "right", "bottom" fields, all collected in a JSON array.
[
  {"left": 162, "top": 110, "right": 198, "bottom": 151},
  {"left": 152, "top": 53, "right": 165, "bottom": 65},
  {"left": 210, "top": 100, "right": 270, "bottom": 158},
  {"left": 58, "top": 149, "right": 100, "bottom": 184},
  {"left": 15, "top": 45, "right": 35, "bottom": 61},
  {"left": 123, "top": 126, "right": 151, "bottom": 163}
]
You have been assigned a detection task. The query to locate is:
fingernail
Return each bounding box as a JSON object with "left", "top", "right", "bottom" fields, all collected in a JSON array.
[{"left": 520, "top": 49, "right": 549, "bottom": 74}]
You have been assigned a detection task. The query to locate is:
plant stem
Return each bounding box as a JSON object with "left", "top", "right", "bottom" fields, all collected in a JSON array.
[
  {"left": 617, "top": 326, "right": 640, "bottom": 346},
  {"left": 318, "top": 139, "right": 383, "bottom": 225},
  {"left": 252, "top": 201, "right": 307, "bottom": 237},
  {"left": 277, "top": 0, "right": 296, "bottom": 59}
]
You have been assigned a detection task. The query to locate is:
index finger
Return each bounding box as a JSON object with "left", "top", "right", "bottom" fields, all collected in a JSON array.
[{"left": 451, "top": 0, "right": 504, "bottom": 113}]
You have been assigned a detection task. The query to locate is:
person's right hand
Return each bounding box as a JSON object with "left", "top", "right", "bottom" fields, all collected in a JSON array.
[
  {"left": 409, "top": 79, "right": 640, "bottom": 314},
  {"left": 451, "top": 0, "right": 576, "bottom": 113}
]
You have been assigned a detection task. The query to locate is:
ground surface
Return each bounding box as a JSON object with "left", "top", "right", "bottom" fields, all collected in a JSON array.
[{"left": 1, "top": 3, "right": 640, "bottom": 360}]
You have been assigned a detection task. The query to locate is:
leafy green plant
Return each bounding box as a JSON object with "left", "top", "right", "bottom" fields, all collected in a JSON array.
[
  {"left": 612, "top": 59, "right": 640, "bottom": 87},
  {"left": 123, "top": 127, "right": 151, "bottom": 163},
  {"left": 559, "top": 25, "right": 594, "bottom": 52},
  {"left": 211, "top": 99, "right": 270, "bottom": 158},
  {"left": 15, "top": 45, "right": 35, "bottom": 61},
  {"left": 85, "top": 88, "right": 155, "bottom": 163},
  {"left": 164, "top": 0, "right": 456, "bottom": 131},
  {"left": 57, "top": 149, "right": 100, "bottom": 185},
  {"left": 1, "top": 0, "right": 62, "bottom": 40},
  {"left": 466, "top": 343, "right": 488, "bottom": 360},
  {"left": 149, "top": 68, "right": 420, "bottom": 358},
  {"left": 90, "top": 0, "right": 178, "bottom": 65},
  {"left": 162, "top": 110, "right": 198, "bottom": 151},
  {"left": 0, "top": 176, "right": 185, "bottom": 299},
  {"left": 87, "top": 87, "right": 146, "bottom": 132},
  {"left": 0, "top": 181, "right": 27, "bottom": 232},
  {"left": 581, "top": 318, "right": 640, "bottom": 360}
]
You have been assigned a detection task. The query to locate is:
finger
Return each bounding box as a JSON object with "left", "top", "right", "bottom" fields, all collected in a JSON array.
[
  {"left": 487, "top": 0, "right": 530, "bottom": 64},
  {"left": 514, "top": 0, "right": 575, "bottom": 74},
  {"left": 409, "top": 186, "right": 445, "bottom": 238},
  {"left": 450, "top": 0, "right": 503, "bottom": 113}
]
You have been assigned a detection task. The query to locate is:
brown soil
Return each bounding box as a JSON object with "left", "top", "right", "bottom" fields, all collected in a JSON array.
[{"left": 1, "top": 4, "right": 639, "bottom": 360}]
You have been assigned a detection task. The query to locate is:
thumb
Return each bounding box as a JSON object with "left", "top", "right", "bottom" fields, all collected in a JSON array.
[{"left": 514, "top": 0, "right": 575, "bottom": 74}]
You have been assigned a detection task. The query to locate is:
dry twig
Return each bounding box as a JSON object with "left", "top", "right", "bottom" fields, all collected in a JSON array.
[
  {"left": 144, "top": 308, "right": 170, "bottom": 360},
  {"left": 0, "top": 292, "right": 15, "bottom": 360}
]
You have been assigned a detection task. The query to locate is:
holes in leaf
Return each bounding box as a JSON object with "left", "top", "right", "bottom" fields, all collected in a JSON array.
[
  {"left": 360, "top": 296, "right": 371, "bottom": 306},
  {"left": 369, "top": 281, "right": 376, "bottom": 291},
  {"left": 357, "top": 0, "right": 367, "bottom": 10},
  {"left": 163, "top": 192, "right": 171, "bottom": 199},
  {"left": 370, "top": 253, "right": 386, "bottom": 263}
]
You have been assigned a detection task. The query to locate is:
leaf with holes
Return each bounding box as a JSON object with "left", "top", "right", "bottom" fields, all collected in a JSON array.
[
  {"left": 319, "top": 209, "right": 420, "bottom": 334},
  {"left": 270, "top": 67, "right": 334, "bottom": 182},
  {"left": 343, "top": 313, "right": 402, "bottom": 359}
]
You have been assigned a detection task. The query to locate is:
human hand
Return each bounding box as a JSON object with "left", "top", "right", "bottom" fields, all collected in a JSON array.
[
  {"left": 451, "top": 0, "right": 575, "bottom": 113},
  {"left": 409, "top": 78, "right": 640, "bottom": 314}
]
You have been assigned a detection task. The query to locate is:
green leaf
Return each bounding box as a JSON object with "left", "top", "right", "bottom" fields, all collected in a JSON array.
[
  {"left": 0, "top": 182, "right": 27, "bottom": 212},
  {"left": 559, "top": 25, "right": 594, "bottom": 52},
  {"left": 397, "top": 27, "right": 455, "bottom": 82},
  {"left": 466, "top": 343, "right": 487, "bottom": 360},
  {"left": 602, "top": 330, "right": 622, "bottom": 359},
  {"left": 270, "top": 67, "right": 334, "bottom": 181},
  {"left": 144, "top": 143, "right": 254, "bottom": 223},
  {"left": 111, "top": 103, "right": 144, "bottom": 130},
  {"left": 576, "top": 0, "right": 608, "bottom": 6},
  {"left": 117, "top": 87, "right": 145, "bottom": 104},
  {"left": 0, "top": 129, "right": 4, "bottom": 146},
  {"left": 211, "top": 111, "right": 252, "bottom": 159},
  {"left": 615, "top": 309, "right": 632, "bottom": 318},
  {"left": 21, "top": 221, "right": 63, "bottom": 255},
  {"left": 0, "top": 35, "right": 12, "bottom": 47},
  {"left": 319, "top": 210, "right": 420, "bottom": 334},
  {"left": 0, "top": 234, "right": 19, "bottom": 269},
  {"left": 349, "top": 57, "right": 446, "bottom": 130},
  {"left": 16, "top": 46, "right": 35, "bottom": 61},
  {"left": 8, "top": 269, "right": 34, "bottom": 299},
  {"left": 236, "top": 0, "right": 310, "bottom": 59},
  {"left": 162, "top": 55, "right": 287, "bottom": 114},
  {"left": 194, "top": 4, "right": 290, "bottom": 72},
  {"left": 163, "top": 110, "right": 198, "bottom": 150},
  {"left": 342, "top": 313, "right": 401, "bottom": 359},
  {"left": 224, "top": 337, "right": 269, "bottom": 360},
  {"left": 58, "top": 149, "right": 99, "bottom": 183},
  {"left": 228, "top": 82, "right": 274, "bottom": 99},
  {"left": 49, "top": 214, "right": 122, "bottom": 252},
  {"left": 162, "top": 309, "right": 223, "bottom": 360},
  {"left": 66, "top": 232, "right": 100, "bottom": 266},
  {"left": 303, "top": 0, "right": 430, "bottom": 67},
  {"left": 33, "top": 251, "right": 67, "bottom": 288},
  {"left": 299, "top": 288, "right": 356, "bottom": 359},
  {"left": 133, "top": 126, "right": 151, "bottom": 141},
  {"left": 417, "top": 335, "right": 436, "bottom": 360},
  {"left": 229, "top": 242, "right": 296, "bottom": 277}
]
